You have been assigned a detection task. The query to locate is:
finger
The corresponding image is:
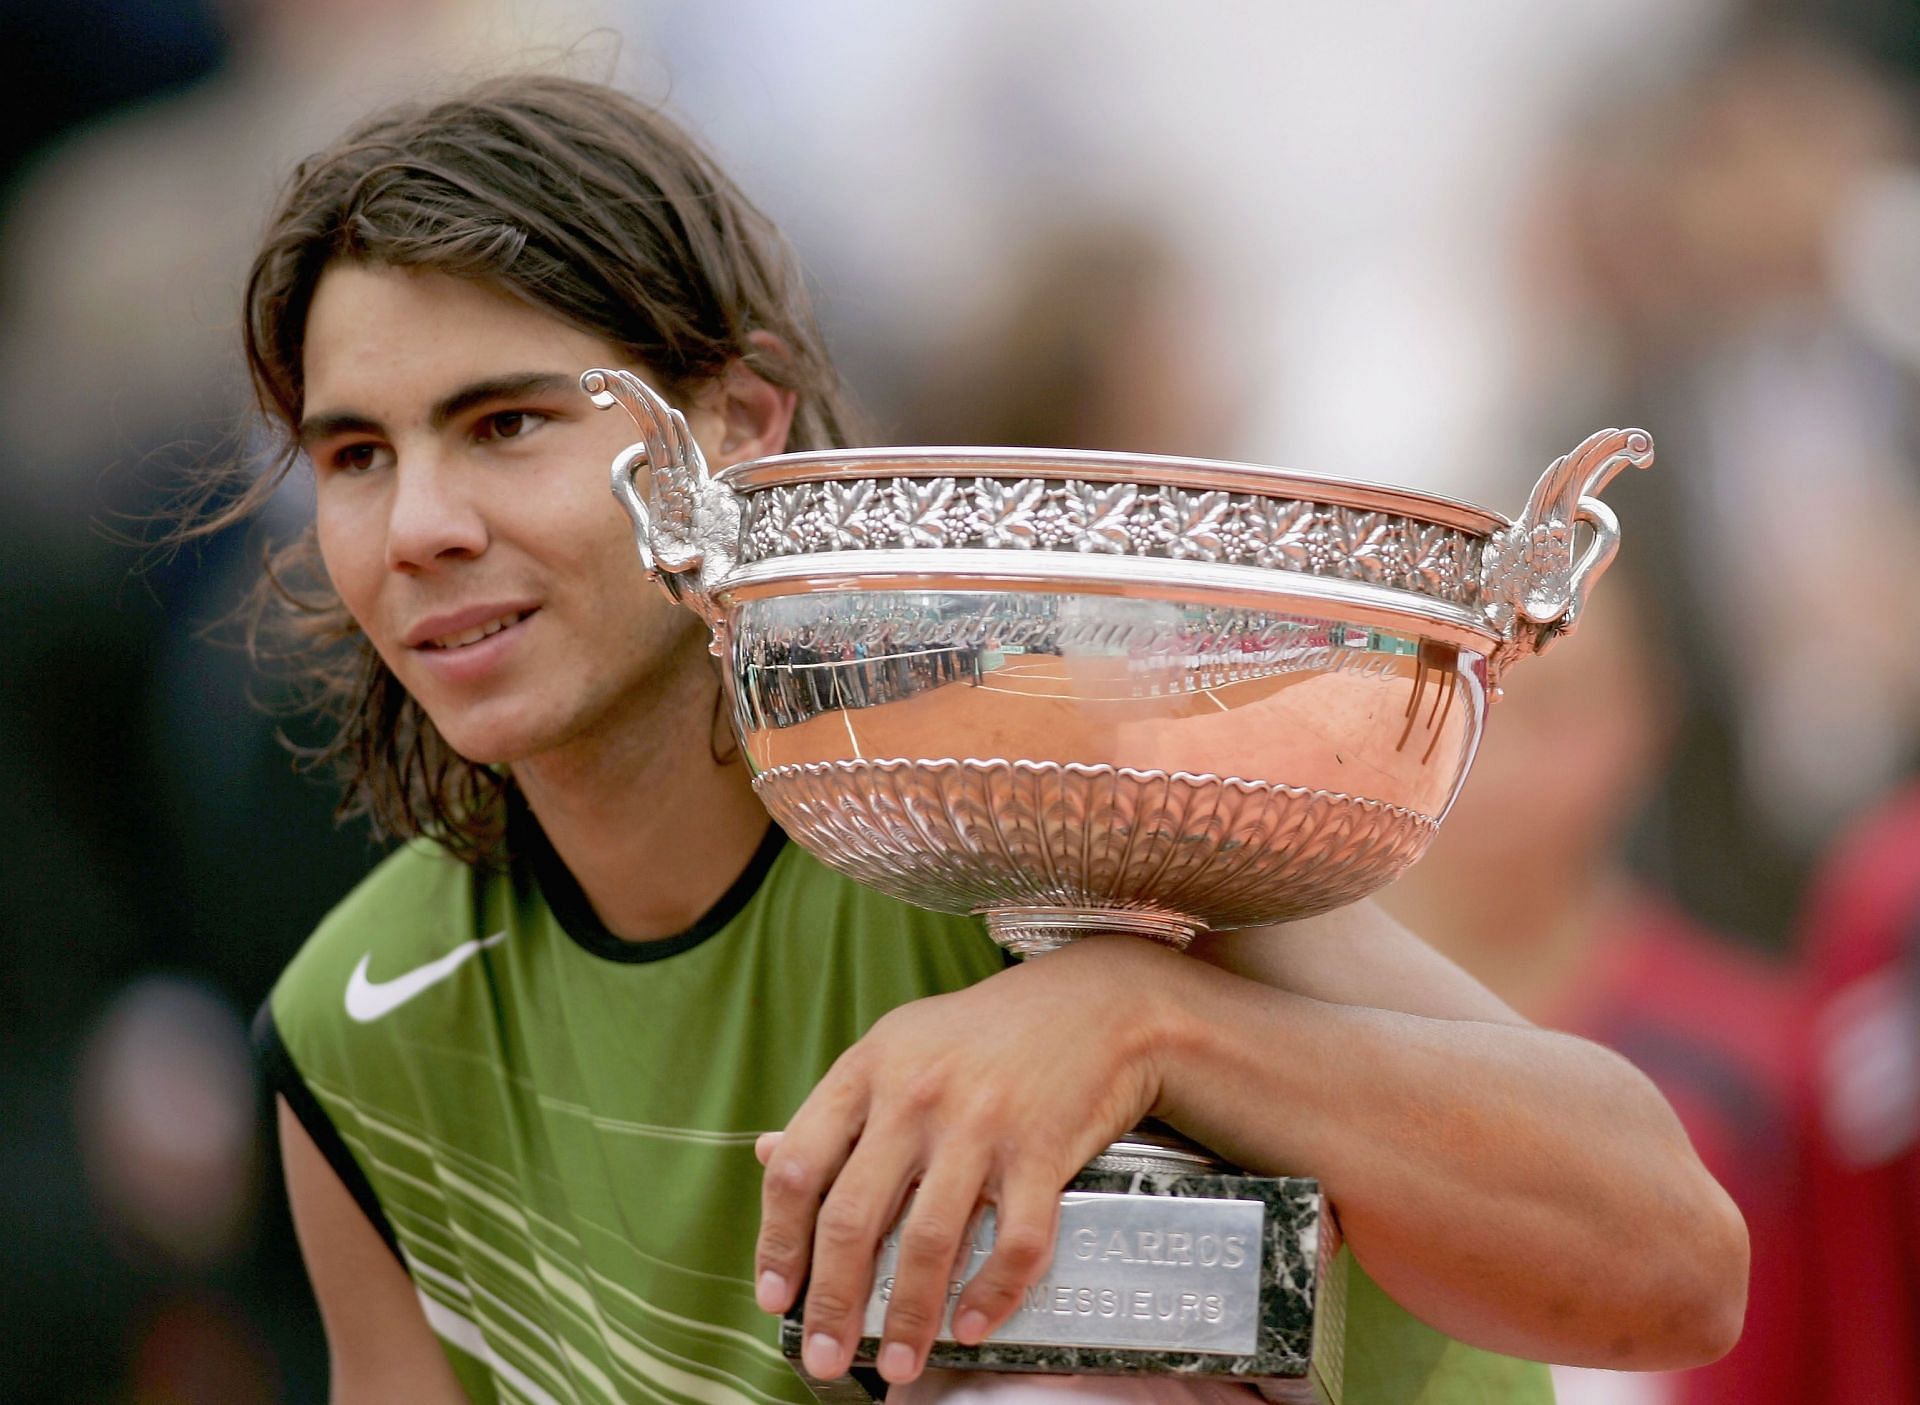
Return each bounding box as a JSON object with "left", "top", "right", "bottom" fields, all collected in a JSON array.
[
  {"left": 951, "top": 1170, "right": 1062, "bottom": 1346},
  {"left": 800, "top": 1129, "right": 925, "bottom": 1382},
  {"left": 755, "top": 1131, "right": 783, "bottom": 1167},
  {"left": 874, "top": 1148, "right": 992, "bottom": 1385},
  {"left": 757, "top": 1077, "right": 866, "bottom": 1317}
]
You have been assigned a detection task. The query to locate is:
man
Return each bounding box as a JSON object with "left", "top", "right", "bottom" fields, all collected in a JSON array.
[{"left": 234, "top": 75, "right": 1745, "bottom": 1403}]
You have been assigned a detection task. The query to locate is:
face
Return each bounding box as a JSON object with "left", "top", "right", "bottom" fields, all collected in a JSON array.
[{"left": 300, "top": 263, "right": 724, "bottom": 768}]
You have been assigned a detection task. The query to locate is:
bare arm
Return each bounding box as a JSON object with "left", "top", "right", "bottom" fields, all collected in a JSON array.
[
  {"left": 755, "top": 902, "right": 1747, "bottom": 1385},
  {"left": 1173, "top": 902, "right": 1748, "bottom": 1366},
  {"left": 278, "top": 1098, "right": 469, "bottom": 1405}
]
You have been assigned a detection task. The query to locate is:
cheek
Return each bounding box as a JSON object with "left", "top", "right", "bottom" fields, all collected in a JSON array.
[
  {"left": 314, "top": 502, "right": 382, "bottom": 624},
  {"left": 558, "top": 473, "right": 653, "bottom": 583},
  {"left": 578, "top": 524, "right": 705, "bottom": 655},
  {"left": 592, "top": 537, "right": 680, "bottom": 643}
]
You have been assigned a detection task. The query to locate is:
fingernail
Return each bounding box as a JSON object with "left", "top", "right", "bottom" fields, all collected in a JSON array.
[
  {"left": 804, "top": 1333, "right": 842, "bottom": 1379},
  {"left": 756, "top": 1271, "right": 787, "bottom": 1312},
  {"left": 878, "top": 1341, "right": 917, "bottom": 1382},
  {"left": 955, "top": 1308, "right": 989, "bottom": 1344}
]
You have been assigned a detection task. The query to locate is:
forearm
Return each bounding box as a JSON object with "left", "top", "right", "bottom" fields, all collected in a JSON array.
[
  {"left": 757, "top": 911, "right": 1746, "bottom": 1385},
  {"left": 1139, "top": 943, "right": 1748, "bottom": 1368}
]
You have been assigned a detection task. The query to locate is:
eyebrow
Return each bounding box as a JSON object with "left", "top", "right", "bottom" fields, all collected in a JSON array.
[{"left": 296, "top": 371, "right": 579, "bottom": 449}]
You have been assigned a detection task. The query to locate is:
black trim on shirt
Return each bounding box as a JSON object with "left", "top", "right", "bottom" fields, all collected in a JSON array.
[
  {"left": 515, "top": 798, "right": 789, "bottom": 964},
  {"left": 253, "top": 1001, "right": 407, "bottom": 1270}
]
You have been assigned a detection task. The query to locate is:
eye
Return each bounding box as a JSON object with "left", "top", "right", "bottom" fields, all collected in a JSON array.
[
  {"left": 474, "top": 410, "right": 549, "bottom": 443},
  {"left": 329, "top": 441, "right": 392, "bottom": 475}
]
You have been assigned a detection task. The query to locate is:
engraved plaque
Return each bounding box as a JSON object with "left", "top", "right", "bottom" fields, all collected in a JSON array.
[
  {"left": 863, "top": 1192, "right": 1268, "bottom": 1354},
  {"left": 784, "top": 1170, "right": 1341, "bottom": 1401}
]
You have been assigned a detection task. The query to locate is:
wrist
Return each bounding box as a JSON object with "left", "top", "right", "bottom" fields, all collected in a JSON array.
[{"left": 1053, "top": 932, "right": 1204, "bottom": 1118}]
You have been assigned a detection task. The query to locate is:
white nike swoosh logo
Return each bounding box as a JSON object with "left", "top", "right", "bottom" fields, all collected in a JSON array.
[{"left": 345, "top": 931, "right": 507, "bottom": 1024}]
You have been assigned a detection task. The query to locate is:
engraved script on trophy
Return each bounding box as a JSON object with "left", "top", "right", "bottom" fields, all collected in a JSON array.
[{"left": 862, "top": 1193, "right": 1268, "bottom": 1355}]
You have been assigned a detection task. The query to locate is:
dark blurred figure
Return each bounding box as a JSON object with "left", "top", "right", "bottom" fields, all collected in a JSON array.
[
  {"left": 899, "top": 219, "right": 1242, "bottom": 457},
  {"left": 1516, "top": 30, "right": 1920, "bottom": 949},
  {"left": 73, "top": 977, "right": 283, "bottom": 1402},
  {"left": 1380, "top": 574, "right": 1816, "bottom": 1405},
  {"left": 0, "top": 1, "right": 498, "bottom": 1397},
  {"left": 1757, "top": 0, "right": 1920, "bottom": 83},
  {"left": 0, "top": 0, "right": 227, "bottom": 200},
  {"left": 1800, "top": 780, "right": 1920, "bottom": 1400}
]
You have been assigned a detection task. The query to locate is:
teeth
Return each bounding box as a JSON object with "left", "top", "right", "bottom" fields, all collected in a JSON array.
[{"left": 427, "top": 611, "right": 524, "bottom": 650}]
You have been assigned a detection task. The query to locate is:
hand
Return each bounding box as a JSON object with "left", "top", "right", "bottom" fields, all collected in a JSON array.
[{"left": 754, "top": 935, "right": 1181, "bottom": 1387}]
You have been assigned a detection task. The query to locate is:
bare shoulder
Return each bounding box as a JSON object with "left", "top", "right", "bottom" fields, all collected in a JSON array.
[
  {"left": 1183, "top": 899, "right": 1529, "bottom": 1026},
  {"left": 278, "top": 1099, "right": 469, "bottom": 1403}
]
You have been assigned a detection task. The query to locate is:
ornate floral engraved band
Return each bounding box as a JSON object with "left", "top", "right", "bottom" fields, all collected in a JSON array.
[{"left": 738, "top": 474, "right": 1488, "bottom": 607}]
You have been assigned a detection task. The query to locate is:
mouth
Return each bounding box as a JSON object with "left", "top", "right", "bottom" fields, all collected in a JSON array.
[{"left": 418, "top": 609, "right": 536, "bottom": 651}]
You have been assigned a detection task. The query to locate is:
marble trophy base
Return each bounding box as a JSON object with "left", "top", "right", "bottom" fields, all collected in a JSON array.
[{"left": 783, "top": 1143, "right": 1345, "bottom": 1405}]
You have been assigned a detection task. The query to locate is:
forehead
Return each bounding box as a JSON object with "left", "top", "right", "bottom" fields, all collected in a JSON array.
[{"left": 302, "top": 263, "right": 616, "bottom": 412}]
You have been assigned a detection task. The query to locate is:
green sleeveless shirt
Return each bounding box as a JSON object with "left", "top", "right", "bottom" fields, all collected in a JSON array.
[{"left": 260, "top": 820, "right": 1551, "bottom": 1405}]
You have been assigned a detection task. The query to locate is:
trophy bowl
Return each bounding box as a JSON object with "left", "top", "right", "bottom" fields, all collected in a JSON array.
[{"left": 584, "top": 368, "right": 1651, "bottom": 956}]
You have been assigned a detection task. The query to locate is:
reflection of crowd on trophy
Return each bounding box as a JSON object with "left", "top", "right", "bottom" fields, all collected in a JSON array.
[
  {"left": 742, "top": 610, "right": 1415, "bottom": 729},
  {"left": 1126, "top": 623, "right": 1414, "bottom": 698},
  {"left": 5, "top": 3, "right": 1920, "bottom": 1402},
  {"left": 743, "top": 638, "right": 983, "bottom": 730}
]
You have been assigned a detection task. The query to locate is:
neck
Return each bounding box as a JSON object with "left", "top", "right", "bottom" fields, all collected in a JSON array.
[{"left": 512, "top": 651, "right": 769, "bottom": 942}]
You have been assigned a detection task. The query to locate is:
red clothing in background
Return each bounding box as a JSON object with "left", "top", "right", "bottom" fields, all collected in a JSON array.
[
  {"left": 1547, "top": 894, "right": 1816, "bottom": 1405},
  {"left": 1803, "top": 783, "right": 1920, "bottom": 1403}
]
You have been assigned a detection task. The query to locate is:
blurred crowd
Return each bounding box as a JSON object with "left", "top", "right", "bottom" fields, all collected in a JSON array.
[{"left": 3, "top": 1, "right": 1919, "bottom": 1401}]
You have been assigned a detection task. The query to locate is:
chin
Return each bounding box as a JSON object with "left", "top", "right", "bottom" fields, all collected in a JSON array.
[
  {"left": 431, "top": 734, "right": 521, "bottom": 769},
  {"left": 423, "top": 708, "right": 557, "bottom": 770}
]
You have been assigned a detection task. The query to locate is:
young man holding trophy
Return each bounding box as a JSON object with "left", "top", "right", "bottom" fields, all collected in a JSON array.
[{"left": 234, "top": 75, "right": 1745, "bottom": 1404}]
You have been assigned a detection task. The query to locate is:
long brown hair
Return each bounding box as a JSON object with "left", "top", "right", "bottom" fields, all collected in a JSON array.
[{"left": 216, "top": 74, "right": 855, "bottom": 863}]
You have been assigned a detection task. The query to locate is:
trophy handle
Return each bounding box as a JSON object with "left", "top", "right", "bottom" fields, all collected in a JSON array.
[
  {"left": 606, "top": 438, "right": 661, "bottom": 577},
  {"left": 1562, "top": 493, "right": 1624, "bottom": 636},
  {"left": 1481, "top": 427, "right": 1653, "bottom": 686},
  {"left": 581, "top": 367, "right": 734, "bottom": 620}
]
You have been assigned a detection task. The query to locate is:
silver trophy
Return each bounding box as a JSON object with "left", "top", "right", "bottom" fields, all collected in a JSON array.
[{"left": 585, "top": 368, "right": 1650, "bottom": 1403}]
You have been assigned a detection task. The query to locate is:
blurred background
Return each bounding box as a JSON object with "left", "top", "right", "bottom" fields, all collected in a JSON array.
[{"left": 4, "top": 0, "right": 1918, "bottom": 1400}]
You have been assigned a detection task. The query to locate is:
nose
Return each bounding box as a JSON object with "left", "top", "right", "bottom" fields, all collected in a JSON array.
[{"left": 384, "top": 452, "right": 489, "bottom": 573}]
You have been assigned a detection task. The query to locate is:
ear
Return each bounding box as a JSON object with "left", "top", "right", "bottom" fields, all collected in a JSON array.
[{"left": 699, "top": 330, "right": 800, "bottom": 471}]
